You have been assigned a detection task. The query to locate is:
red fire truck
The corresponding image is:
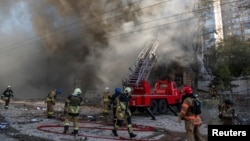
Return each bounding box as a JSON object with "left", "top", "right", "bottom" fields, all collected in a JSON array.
[{"left": 122, "top": 40, "right": 182, "bottom": 118}]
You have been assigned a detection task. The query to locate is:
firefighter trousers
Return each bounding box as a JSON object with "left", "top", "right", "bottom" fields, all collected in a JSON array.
[
  {"left": 64, "top": 114, "right": 79, "bottom": 131},
  {"left": 103, "top": 101, "right": 110, "bottom": 113},
  {"left": 3, "top": 98, "right": 11, "bottom": 109},
  {"left": 185, "top": 120, "right": 205, "bottom": 141},
  {"left": 46, "top": 103, "right": 54, "bottom": 117}
]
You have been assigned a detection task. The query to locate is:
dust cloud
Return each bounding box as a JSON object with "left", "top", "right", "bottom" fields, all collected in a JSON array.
[{"left": 0, "top": 0, "right": 198, "bottom": 99}]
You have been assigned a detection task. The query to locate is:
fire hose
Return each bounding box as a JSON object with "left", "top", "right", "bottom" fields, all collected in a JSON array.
[{"left": 37, "top": 118, "right": 157, "bottom": 141}]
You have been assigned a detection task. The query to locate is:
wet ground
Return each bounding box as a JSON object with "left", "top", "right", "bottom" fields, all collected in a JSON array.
[
  {"left": 0, "top": 93, "right": 249, "bottom": 141},
  {"left": 0, "top": 101, "right": 201, "bottom": 141}
]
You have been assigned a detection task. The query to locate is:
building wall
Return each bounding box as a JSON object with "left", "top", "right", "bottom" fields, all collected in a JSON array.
[{"left": 221, "top": 0, "right": 250, "bottom": 40}]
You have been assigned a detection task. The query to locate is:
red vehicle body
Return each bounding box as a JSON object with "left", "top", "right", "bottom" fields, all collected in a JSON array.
[
  {"left": 122, "top": 40, "right": 182, "bottom": 115},
  {"left": 128, "top": 79, "right": 182, "bottom": 114}
]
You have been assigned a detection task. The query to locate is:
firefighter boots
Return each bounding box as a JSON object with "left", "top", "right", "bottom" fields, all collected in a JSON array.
[
  {"left": 47, "top": 115, "right": 56, "bottom": 119},
  {"left": 72, "top": 130, "right": 78, "bottom": 138},
  {"left": 112, "top": 129, "right": 118, "bottom": 136},
  {"left": 129, "top": 133, "right": 137, "bottom": 138},
  {"left": 63, "top": 125, "right": 69, "bottom": 134},
  {"left": 71, "top": 130, "right": 78, "bottom": 135}
]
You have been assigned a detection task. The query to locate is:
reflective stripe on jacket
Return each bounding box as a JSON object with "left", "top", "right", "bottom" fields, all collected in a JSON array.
[
  {"left": 45, "top": 91, "right": 56, "bottom": 105},
  {"left": 180, "top": 97, "right": 202, "bottom": 125},
  {"left": 103, "top": 92, "right": 111, "bottom": 102},
  {"left": 65, "top": 94, "right": 83, "bottom": 115}
]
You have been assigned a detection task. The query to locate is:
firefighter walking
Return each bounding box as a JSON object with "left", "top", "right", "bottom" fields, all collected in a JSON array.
[
  {"left": 178, "top": 86, "right": 205, "bottom": 141},
  {"left": 63, "top": 88, "right": 83, "bottom": 137},
  {"left": 45, "top": 88, "right": 62, "bottom": 118},
  {"left": 102, "top": 87, "right": 111, "bottom": 114},
  {"left": 110, "top": 87, "right": 122, "bottom": 126},
  {"left": 112, "top": 87, "right": 137, "bottom": 138},
  {"left": 1, "top": 85, "right": 14, "bottom": 109}
]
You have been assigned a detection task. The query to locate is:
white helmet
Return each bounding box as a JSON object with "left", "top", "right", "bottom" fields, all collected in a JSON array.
[
  {"left": 7, "top": 85, "right": 11, "bottom": 88},
  {"left": 73, "top": 88, "right": 82, "bottom": 95},
  {"left": 124, "top": 87, "right": 132, "bottom": 93},
  {"left": 105, "top": 87, "right": 109, "bottom": 92}
]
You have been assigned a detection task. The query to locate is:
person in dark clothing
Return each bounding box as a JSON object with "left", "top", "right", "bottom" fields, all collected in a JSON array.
[
  {"left": 1, "top": 85, "right": 14, "bottom": 109},
  {"left": 110, "top": 87, "right": 122, "bottom": 125},
  {"left": 112, "top": 87, "right": 137, "bottom": 138}
]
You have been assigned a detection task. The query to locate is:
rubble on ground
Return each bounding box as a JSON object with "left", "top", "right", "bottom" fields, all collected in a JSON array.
[{"left": 0, "top": 93, "right": 249, "bottom": 141}]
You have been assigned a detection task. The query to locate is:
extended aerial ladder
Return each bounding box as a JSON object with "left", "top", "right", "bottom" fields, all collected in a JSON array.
[
  {"left": 122, "top": 40, "right": 159, "bottom": 88},
  {"left": 122, "top": 40, "right": 159, "bottom": 120}
]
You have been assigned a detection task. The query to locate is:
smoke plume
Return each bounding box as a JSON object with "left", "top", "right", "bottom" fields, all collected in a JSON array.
[{"left": 0, "top": 0, "right": 199, "bottom": 99}]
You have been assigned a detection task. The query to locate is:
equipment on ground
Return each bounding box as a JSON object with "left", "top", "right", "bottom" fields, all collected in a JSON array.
[{"left": 122, "top": 40, "right": 182, "bottom": 118}]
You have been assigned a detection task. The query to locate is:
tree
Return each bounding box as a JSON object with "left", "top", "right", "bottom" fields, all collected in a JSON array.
[{"left": 209, "top": 36, "right": 250, "bottom": 91}]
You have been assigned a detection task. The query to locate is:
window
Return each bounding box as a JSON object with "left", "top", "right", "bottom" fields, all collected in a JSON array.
[
  {"left": 233, "top": 24, "right": 240, "bottom": 29},
  {"left": 245, "top": 29, "right": 250, "bottom": 34},
  {"left": 245, "top": 22, "right": 250, "bottom": 28},
  {"left": 159, "top": 84, "right": 167, "bottom": 88}
]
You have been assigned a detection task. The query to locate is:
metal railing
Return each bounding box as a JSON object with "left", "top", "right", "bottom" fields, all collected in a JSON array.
[{"left": 123, "top": 40, "right": 159, "bottom": 86}]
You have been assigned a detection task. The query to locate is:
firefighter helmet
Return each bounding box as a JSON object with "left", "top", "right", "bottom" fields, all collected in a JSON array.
[
  {"left": 124, "top": 87, "right": 132, "bottom": 93},
  {"left": 105, "top": 87, "right": 109, "bottom": 92},
  {"left": 115, "top": 87, "right": 121, "bottom": 94},
  {"left": 224, "top": 99, "right": 233, "bottom": 105},
  {"left": 73, "top": 88, "right": 82, "bottom": 95},
  {"left": 183, "top": 86, "right": 193, "bottom": 94},
  {"left": 7, "top": 85, "right": 11, "bottom": 88},
  {"left": 55, "top": 88, "right": 62, "bottom": 94}
]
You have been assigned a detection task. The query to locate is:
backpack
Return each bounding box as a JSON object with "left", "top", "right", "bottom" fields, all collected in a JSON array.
[
  {"left": 112, "top": 93, "right": 121, "bottom": 107},
  {"left": 190, "top": 98, "right": 201, "bottom": 115}
]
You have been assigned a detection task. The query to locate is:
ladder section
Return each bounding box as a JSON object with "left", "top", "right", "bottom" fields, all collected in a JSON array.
[{"left": 123, "top": 40, "right": 159, "bottom": 87}]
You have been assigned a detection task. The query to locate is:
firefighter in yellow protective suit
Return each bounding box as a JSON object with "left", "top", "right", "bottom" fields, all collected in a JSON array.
[
  {"left": 218, "top": 99, "right": 235, "bottom": 125},
  {"left": 45, "top": 89, "right": 62, "bottom": 118},
  {"left": 112, "top": 87, "right": 137, "bottom": 138},
  {"left": 209, "top": 85, "right": 217, "bottom": 99},
  {"left": 110, "top": 87, "right": 122, "bottom": 126},
  {"left": 63, "top": 88, "right": 83, "bottom": 137},
  {"left": 102, "top": 87, "right": 111, "bottom": 114},
  {"left": 178, "top": 86, "right": 205, "bottom": 141}
]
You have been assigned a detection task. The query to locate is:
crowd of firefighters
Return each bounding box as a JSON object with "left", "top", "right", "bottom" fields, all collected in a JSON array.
[
  {"left": 44, "top": 86, "right": 137, "bottom": 138},
  {"left": 0, "top": 84, "right": 237, "bottom": 140}
]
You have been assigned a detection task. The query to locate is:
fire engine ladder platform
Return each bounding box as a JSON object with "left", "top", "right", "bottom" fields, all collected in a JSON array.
[{"left": 123, "top": 40, "right": 159, "bottom": 87}]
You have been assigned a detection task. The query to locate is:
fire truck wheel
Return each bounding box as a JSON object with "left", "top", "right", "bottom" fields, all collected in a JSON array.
[
  {"left": 158, "top": 99, "right": 168, "bottom": 114},
  {"left": 149, "top": 100, "right": 158, "bottom": 115}
]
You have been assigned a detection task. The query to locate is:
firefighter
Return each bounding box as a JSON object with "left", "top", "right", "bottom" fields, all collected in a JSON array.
[
  {"left": 102, "top": 87, "right": 111, "bottom": 114},
  {"left": 110, "top": 87, "right": 122, "bottom": 126},
  {"left": 63, "top": 88, "right": 83, "bottom": 137},
  {"left": 1, "top": 85, "right": 14, "bottom": 109},
  {"left": 209, "top": 85, "right": 217, "bottom": 99},
  {"left": 178, "top": 86, "right": 205, "bottom": 141},
  {"left": 45, "top": 88, "right": 62, "bottom": 118},
  {"left": 218, "top": 99, "right": 235, "bottom": 125},
  {"left": 112, "top": 87, "right": 137, "bottom": 138}
]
